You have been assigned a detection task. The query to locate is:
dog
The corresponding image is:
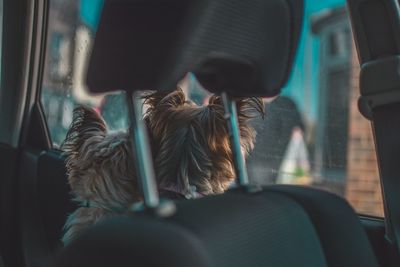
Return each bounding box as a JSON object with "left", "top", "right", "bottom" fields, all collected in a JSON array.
[
  {"left": 61, "top": 88, "right": 263, "bottom": 245},
  {"left": 61, "top": 106, "right": 141, "bottom": 245},
  {"left": 143, "top": 89, "right": 264, "bottom": 198}
]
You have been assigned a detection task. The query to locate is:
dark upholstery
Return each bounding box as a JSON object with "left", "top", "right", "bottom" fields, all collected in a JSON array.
[
  {"left": 171, "top": 191, "right": 327, "bottom": 267},
  {"left": 0, "top": 255, "right": 4, "bottom": 267},
  {"left": 87, "top": 0, "right": 303, "bottom": 97},
  {"left": 55, "top": 191, "right": 327, "bottom": 267},
  {"left": 37, "top": 151, "right": 77, "bottom": 250},
  {"left": 55, "top": 186, "right": 382, "bottom": 267},
  {"left": 57, "top": 216, "right": 209, "bottom": 267},
  {"left": 0, "top": 144, "right": 22, "bottom": 267},
  {"left": 54, "top": 217, "right": 212, "bottom": 267},
  {"left": 18, "top": 150, "right": 75, "bottom": 267},
  {"left": 266, "top": 185, "right": 380, "bottom": 267}
]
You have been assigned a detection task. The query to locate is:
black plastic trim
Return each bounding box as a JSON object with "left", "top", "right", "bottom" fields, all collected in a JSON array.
[
  {"left": 0, "top": 0, "right": 32, "bottom": 146},
  {"left": 19, "top": 0, "right": 51, "bottom": 150}
]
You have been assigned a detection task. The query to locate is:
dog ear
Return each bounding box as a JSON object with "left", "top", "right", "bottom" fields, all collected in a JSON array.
[
  {"left": 61, "top": 106, "right": 107, "bottom": 198},
  {"left": 236, "top": 97, "right": 265, "bottom": 121},
  {"left": 143, "top": 88, "right": 186, "bottom": 111},
  {"left": 208, "top": 95, "right": 264, "bottom": 120},
  {"left": 61, "top": 106, "right": 107, "bottom": 156},
  {"left": 208, "top": 95, "right": 265, "bottom": 155},
  {"left": 143, "top": 88, "right": 187, "bottom": 137},
  {"left": 235, "top": 97, "right": 265, "bottom": 155}
]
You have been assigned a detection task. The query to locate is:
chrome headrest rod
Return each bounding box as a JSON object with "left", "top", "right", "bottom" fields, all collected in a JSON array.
[
  {"left": 221, "top": 92, "right": 249, "bottom": 186},
  {"left": 126, "top": 91, "right": 160, "bottom": 208}
]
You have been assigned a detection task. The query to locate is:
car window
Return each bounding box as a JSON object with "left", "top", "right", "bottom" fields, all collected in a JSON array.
[
  {"left": 244, "top": 5, "right": 383, "bottom": 217},
  {"left": 41, "top": 0, "right": 384, "bottom": 217},
  {"left": 41, "top": 0, "right": 127, "bottom": 147}
]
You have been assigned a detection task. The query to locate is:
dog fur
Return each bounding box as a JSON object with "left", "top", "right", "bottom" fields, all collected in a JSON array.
[
  {"left": 61, "top": 106, "right": 141, "bottom": 244},
  {"left": 143, "top": 89, "right": 264, "bottom": 197},
  {"left": 61, "top": 88, "right": 263, "bottom": 245}
]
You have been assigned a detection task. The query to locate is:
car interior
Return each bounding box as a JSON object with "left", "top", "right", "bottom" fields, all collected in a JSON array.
[{"left": 1, "top": 0, "right": 400, "bottom": 266}]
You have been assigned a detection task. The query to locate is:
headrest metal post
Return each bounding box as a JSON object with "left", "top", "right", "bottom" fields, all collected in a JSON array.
[
  {"left": 221, "top": 92, "right": 249, "bottom": 186},
  {"left": 126, "top": 91, "right": 160, "bottom": 208}
]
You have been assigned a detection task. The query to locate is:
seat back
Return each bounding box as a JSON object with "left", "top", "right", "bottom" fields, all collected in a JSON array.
[
  {"left": 36, "top": 151, "right": 77, "bottom": 250},
  {"left": 0, "top": 254, "right": 4, "bottom": 267},
  {"left": 266, "top": 185, "right": 379, "bottom": 267},
  {"left": 56, "top": 191, "right": 328, "bottom": 267},
  {"left": 19, "top": 149, "right": 77, "bottom": 267},
  {"left": 56, "top": 187, "right": 380, "bottom": 267}
]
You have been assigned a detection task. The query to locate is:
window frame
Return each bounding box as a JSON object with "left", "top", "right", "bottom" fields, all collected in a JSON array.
[{"left": 0, "top": 0, "right": 52, "bottom": 149}]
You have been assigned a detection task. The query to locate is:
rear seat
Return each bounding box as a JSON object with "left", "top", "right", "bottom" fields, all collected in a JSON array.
[
  {"left": 23, "top": 151, "right": 380, "bottom": 267},
  {"left": 56, "top": 191, "right": 329, "bottom": 267},
  {"left": 0, "top": 254, "right": 4, "bottom": 267},
  {"left": 37, "top": 151, "right": 77, "bottom": 250},
  {"left": 19, "top": 149, "right": 76, "bottom": 267},
  {"left": 55, "top": 188, "right": 379, "bottom": 267},
  {"left": 265, "top": 185, "right": 379, "bottom": 266}
]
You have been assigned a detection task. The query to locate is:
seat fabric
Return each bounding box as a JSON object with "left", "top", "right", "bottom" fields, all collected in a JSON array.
[
  {"left": 266, "top": 185, "right": 379, "bottom": 267},
  {"left": 37, "top": 151, "right": 77, "bottom": 250},
  {"left": 55, "top": 191, "right": 327, "bottom": 267}
]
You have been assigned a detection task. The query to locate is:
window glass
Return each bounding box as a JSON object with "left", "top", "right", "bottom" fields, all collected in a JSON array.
[
  {"left": 41, "top": 0, "right": 384, "bottom": 217},
  {"left": 244, "top": 5, "right": 383, "bottom": 217},
  {"left": 41, "top": 0, "right": 127, "bottom": 147}
]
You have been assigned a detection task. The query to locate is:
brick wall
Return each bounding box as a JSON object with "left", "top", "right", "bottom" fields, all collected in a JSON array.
[{"left": 345, "top": 44, "right": 384, "bottom": 217}]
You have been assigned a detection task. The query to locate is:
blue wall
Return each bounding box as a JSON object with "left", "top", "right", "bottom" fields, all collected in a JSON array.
[
  {"left": 282, "top": 0, "right": 346, "bottom": 122},
  {"left": 80, "top": 0, "right": 104, "bottom": 30}
]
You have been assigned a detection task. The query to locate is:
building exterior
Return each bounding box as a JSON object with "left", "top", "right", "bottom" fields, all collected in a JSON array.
[
  {"left": 311, "top": 8, "right": 351, "bottom": 190},
  {"left": 310, "top": 7, "right": 383, "bottom": 216},
  {"left": 345, "top": 43, "right": 384, "bottom": 216}
]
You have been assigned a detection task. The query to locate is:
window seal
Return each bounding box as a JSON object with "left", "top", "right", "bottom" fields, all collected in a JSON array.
[{"left": 19, "top": 0, "right": 52, "bottom": 149}]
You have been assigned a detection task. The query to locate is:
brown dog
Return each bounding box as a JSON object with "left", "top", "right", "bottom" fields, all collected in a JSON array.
[
  {"left": 61, "top": 88, "right": 263, "bottom": 244},
  {"left": 143, "top": 89, "right": 264, "bottom": 198},
  {"left": 61, "top": 106, "right": 140, "bottom": 244}
]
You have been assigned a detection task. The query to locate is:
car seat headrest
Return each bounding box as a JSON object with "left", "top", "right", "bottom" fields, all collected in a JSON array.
[{"left": 87, "top": 0, "right": 304, "bottom": 97}]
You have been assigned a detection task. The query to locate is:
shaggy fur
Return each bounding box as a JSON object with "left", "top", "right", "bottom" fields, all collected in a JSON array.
[
  {"left": 61, "top": 106, "right": 140, "bottom": 245},
  {"left": 61, "top": 88, "right": 264, "bottom": 245},
  {"left": 143, "top": 89, "right": 264, "bottom": 196}
]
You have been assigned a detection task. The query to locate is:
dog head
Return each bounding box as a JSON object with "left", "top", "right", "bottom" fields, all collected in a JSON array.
[
  {"left": 62, "top": 106, "right": 141, "bottom": 210},
  {"left": 143, "top": 88, "right": 264, "bottom": 197}
]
